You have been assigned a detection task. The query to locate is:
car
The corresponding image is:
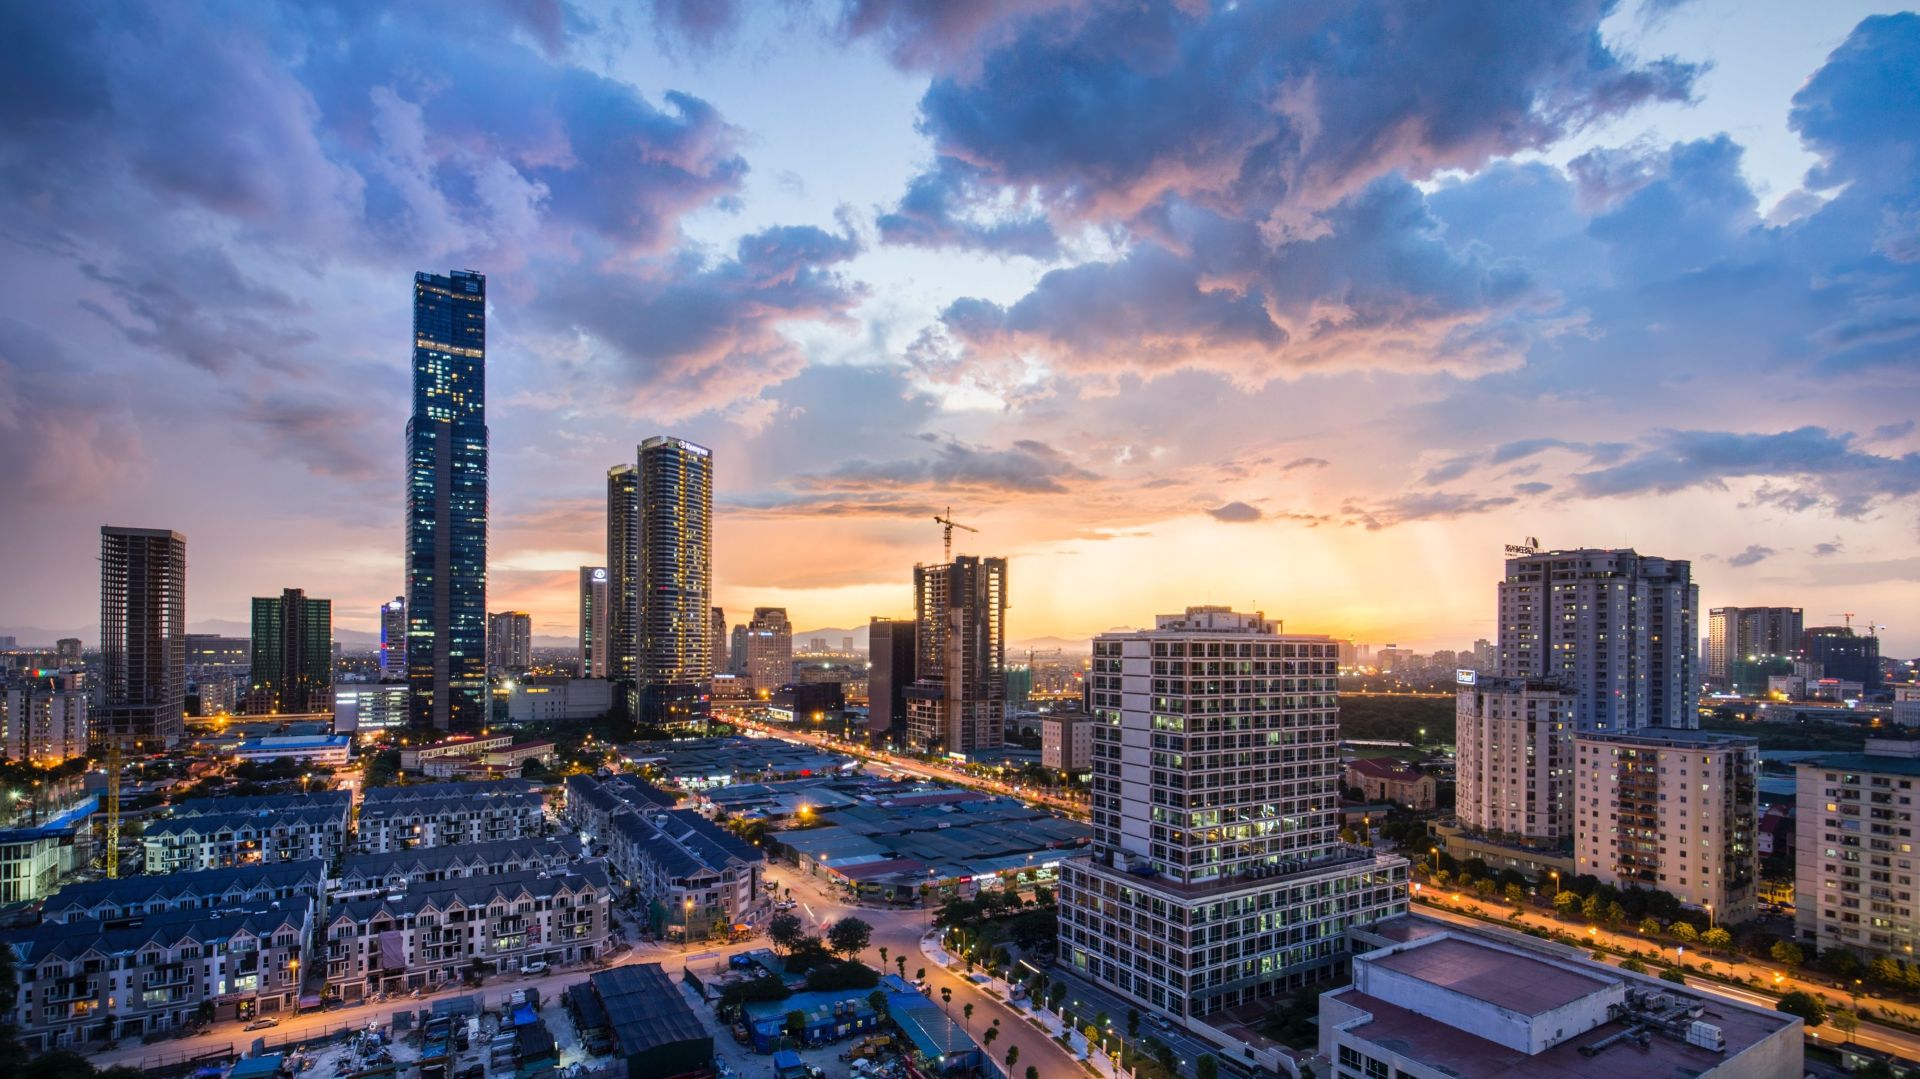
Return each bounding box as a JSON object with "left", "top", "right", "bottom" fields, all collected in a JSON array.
[
  {"left": 522, "top": 960, "right": 549, "bottom": 975},
  {"left": 244, "top": 1018, "right": 280, "bottom": 1031}
]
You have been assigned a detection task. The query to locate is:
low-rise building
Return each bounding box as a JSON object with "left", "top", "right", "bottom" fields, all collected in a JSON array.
[
  {"left": 142, "top": 792, "right": 351, "bottom": 874},
  {"left": 1344, "top": 758, "right": 1437, "bottom": 810},
  {"left": 401, "top": 735, "right": 514, "bottom": 772},
  {"left": 356, "top": 782, "right": 547, "bottom": 854},
  {"left": 0, "top": 795, "right": 98, "bottom": 905},
  {"left": 577, "top": 964, "right": 713, "bottom": 1077},
  {"left": 333, "top": 683, "right": 409, "bottom": 732},
  {"left": 320, "top": 867, "right": 611, "bottom": 999},
  {"left": 1320, "top": 924, "right": 1802, "bottom": 1078},
  {"left": 1574, "top": 729, "right": 1759, "bottom": 923},
  {"left": 419, "top": 740, "right": 558, "bottom": 780},
  {"left": 43, "top": 860, "right": 326, "bottom": 924},
  {"left": 2, "top": 898, "right": 315, "bottom": 1050},
  {"left": 231, "top": 734, "right": 353, "bottom": 766},
  {"left": 1795, "top": 739, "right": 1920, "bottom": 958},
  {"left": 1040, "top": 713, "right": 1091, "bottom": 773},
  {"left": 506, "top": 678, "right": 614, "bottom": 723},
  {"left": 336, "top": 838, "right": 574, "bottom": 899}
]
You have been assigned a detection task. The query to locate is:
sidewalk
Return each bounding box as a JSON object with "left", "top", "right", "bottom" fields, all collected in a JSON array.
[{"left": 919, "top": 932, "right": 1118, "bottom": 1077}]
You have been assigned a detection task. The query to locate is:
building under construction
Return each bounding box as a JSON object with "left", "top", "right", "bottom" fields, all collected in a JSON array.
[{"left": 905, "top": 555, "right": 1008, "bottom": 754}]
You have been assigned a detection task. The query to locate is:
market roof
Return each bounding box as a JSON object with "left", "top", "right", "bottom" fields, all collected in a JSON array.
[{"left": 591, "top": 964, "right": 710, "bottom": 1058}]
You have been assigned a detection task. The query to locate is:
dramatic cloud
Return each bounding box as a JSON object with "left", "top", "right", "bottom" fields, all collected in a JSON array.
[
  {"left": 536, "top": 224, "right": 866, "bottom": 418},
  {"left": 1727, "top": 544, "right": 1776, "bottom": 567},
  {"left": 876, "top": 0, "right": 1701, "bottom": 388},
  {"left": 1342, "top": 492, "right": 1519, "bottom": 531},
  {"left": 1205, "top": 501, "right": 1263, "bottom": 523},
  {"left": 798, "top": 436, "right": 1097, "bottom": 496},
  {"left": 875, "top": 156, "right": 1059, "bottom": 257},
  {"left": 1572, "top": 427, "right": 1920, "bottom": 517}
]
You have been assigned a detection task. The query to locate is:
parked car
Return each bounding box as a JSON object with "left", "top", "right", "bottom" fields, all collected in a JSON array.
[
  {"left": 522, "top": 960, "right": 549, "bottom": 975},
  {"left": 244, "top": 1018, "right": 280, "bottom": 1031}
]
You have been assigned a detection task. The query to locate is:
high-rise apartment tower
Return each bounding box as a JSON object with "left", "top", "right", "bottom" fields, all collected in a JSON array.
[
  {"left": 1058, "top": 607, "right": 1407, "bottom": 1021},
  {"left": 1497, "top": 547, "right": 1698, "bottom": 730}
]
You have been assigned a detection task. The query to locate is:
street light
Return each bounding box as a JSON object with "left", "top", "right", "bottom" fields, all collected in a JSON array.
[{"left": 1429, "top": 846, "right": 1439, "bottom": 874}]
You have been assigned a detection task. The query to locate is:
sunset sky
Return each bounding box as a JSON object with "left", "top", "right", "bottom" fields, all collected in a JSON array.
[{"left": 3, "top": 1, "right": 1917, "bottom": 654}]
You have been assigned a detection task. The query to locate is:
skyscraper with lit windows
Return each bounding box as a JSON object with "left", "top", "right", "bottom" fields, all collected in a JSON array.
[
  {"left": 631, "top": 436, "right": 713, "bottom": 725},
  {"left": 405, "top": 270, "right": 488, "bottom": 730}
]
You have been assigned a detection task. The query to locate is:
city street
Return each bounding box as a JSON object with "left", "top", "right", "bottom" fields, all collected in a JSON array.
[
  {"left": 729, "top": 713, "right": 1090, "bottom": 820},
  {"left": 767, "top": 862, "right": 1095, "bottom": 1079},
  {"left": 1416, "top": 896, "right": 1920, "bottom": 1062}
]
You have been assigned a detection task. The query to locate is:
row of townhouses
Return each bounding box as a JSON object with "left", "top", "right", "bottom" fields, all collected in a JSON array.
[
  {"left": 564, "top": 775, "right": 764, "bottom": 939},
  {"left": 3, "top": 899, "right": 313, "bottom": 1051},
  {"left": 335, "top": 837, "right": 575, "bottom": 898},
  {"left": 357, "top": 783, "right": 547, "bottom": 853},
  {"left": 321, "top": 865, "right": 612, "bottom": 998},
  {"left": 3, "top": 835, "right": 610, "bottom": 1047}
]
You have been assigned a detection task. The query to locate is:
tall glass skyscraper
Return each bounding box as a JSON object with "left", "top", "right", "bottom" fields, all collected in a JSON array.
[
  {"left": 633, "top": 436, "right": 713, "bottom": 725},
  {"left": 405, "top": 270, "right": 488, "bottom": 730}
]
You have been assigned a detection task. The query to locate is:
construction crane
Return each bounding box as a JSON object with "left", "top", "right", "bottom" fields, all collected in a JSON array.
[
  {"left": 1831, "top": 613, "right": 1858, "bottom": 631},
  {"left": 104, "top": 741, "right": 122, "bottom": 879},
  {"left": 932, "top": 507, "right": 978, "bottom": 562}
]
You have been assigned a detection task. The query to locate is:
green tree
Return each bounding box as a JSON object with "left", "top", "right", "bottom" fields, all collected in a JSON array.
[
  {"left": 940, "top": 986, "right": 952, "bottom": 1015},
  {"left": 983, "top": 1026, "right": 999, "bottom": 1051},
  {"left": 1659, "top": 968, "right": 1686, "bottom": 985},
  {"left": 1770, "top": 941, "right": 1805, "bottom": 970},
  {"left": 785, "top": 1010, "right": 807, "bottom": 1040},
  {"left": 1005, "top": 1045, "right": 1019, "bottom": 1072},
  {"left": 768, "top": 912, "right": 804, "bottom": 955},
  {"left": 1775, "top": 990, "right": 1827, "bottom": 1027},
  {"left": 1581, "top": 894, "right": 1604, "bottom": 922},
  {"left": 1702, "top": 927, "right": 1732, "bottom": 954},
  {"left": 868, "top": 990, "right": 888, "bottom": 1020},
  {"left": 879, "top": 945, "right": 889, "bottom": 967},
  {"left": 1670, "top": 922, "right": 1697, "bottom": 946},
  {"left": 1621, "top": 958, "right": 1649, "bottom": 973},
  {"left": 1431, "top": 869, "right": 1451, "bottom": 888},
  {"left": 1604, "top": 901, "right": 1627, "bottom": 928},
  {"left": 1127, "top": 1007, "right": 1141, "bottom": 1040},
  {"left": 1196, "top": 1055, "right": 1220, "bottom": 1079},
  {"left": 1827, "top": 948, "right": 1862, "bottom": 980},
  {"left": 826, "top": 916, "right": 873, "bottom": 959},
  {"left": 1026, "top": 1068, "right": 1040, "bottom": 1079},
  {"left": 1048, "top": 980, "right": 1067, "bottom": 1012},
  {"left": 963, "top": 1002, "right": 975, "bottom": 1029},
  {"left": 1475, "top": 879, "right": 1497, "bottom": 900},
  {"left": 1503, "top": 882, "right": 1526, "bottom": 906},
  {"left": 1831, "top": 1007, "right": 1860, "bottom": 1044},
  {"left": 896, "top": 956, "right": 907, "bottom": 979},
  {"left": 1554, "top": 891, "right": 1580, "bottom": 918},
  {"left": 1638, "top": 917, "right": 1663, "bottom": 936}
]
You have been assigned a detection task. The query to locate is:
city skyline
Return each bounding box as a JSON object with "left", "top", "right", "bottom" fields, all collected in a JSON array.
[{"left": 3, "top": 3, "right": 1919, "bottom": 656}]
